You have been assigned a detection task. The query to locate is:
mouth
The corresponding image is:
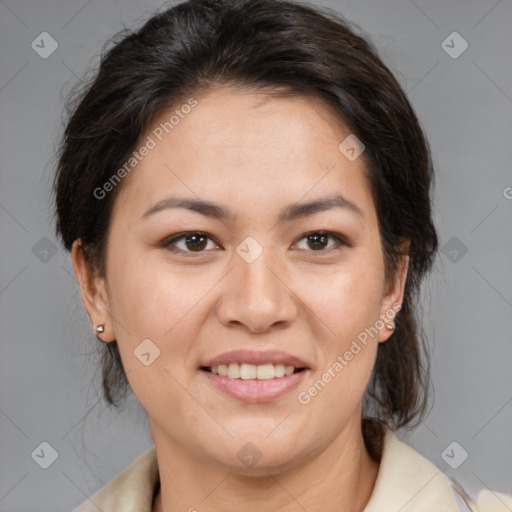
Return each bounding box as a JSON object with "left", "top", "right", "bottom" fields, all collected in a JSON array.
[
  {"left": 199, "top": 350, "right": 310, "bottom": 403},
  {"left": 200, "top": 363, "right": 307, "bottom": 380}
]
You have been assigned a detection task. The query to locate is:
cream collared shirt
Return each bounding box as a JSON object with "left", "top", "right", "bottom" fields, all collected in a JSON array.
[{"left": 73, "top": 428, "right": 511, "bottom": 512}]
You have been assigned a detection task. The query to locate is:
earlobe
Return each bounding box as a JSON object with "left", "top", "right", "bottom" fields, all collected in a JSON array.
[
  {"left": 71, "top": 240, "right": 114, "bottom": 342},
  {"left": 378, "top": 241, "right": 410, "bottom": 342}
]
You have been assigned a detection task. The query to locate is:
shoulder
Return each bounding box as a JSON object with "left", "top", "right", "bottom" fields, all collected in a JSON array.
[
  {"left": 72, "top": 445, "right": 159, "bottom": 512},
  {"left": 364, "top": 424, "right": 512, "bottom": 512}
]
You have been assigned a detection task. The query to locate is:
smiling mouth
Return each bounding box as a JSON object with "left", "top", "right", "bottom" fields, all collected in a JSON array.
[{"left": 200, "top": 363, "right": 307, "bottom": 380}]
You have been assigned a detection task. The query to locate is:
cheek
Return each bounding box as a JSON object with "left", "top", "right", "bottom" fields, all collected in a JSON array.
[
  {"left": 106, "top": 251, "right": 221, "bottom": 364},
  {"left": 107, "top": 248, "right": 183, "bottom": 335},
  {"left": 294, "top": 255, "right": 384, "bottom": 354},
  {"left": 307, "top": 256, "right": 384, "bottom": 413},
  {"left": 105, "top": 259, "right": 198, "bottom": 404}
]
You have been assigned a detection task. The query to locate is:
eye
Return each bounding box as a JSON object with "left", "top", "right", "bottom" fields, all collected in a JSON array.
[
  {"left": 161, "top": 230, "right": 349, "bottom": 256},
  {"left": 294, "top": 231, "right": 349, "bottom": 252},
  {"left": 162, "top": 232, "right": 220, "bottom": 254}
]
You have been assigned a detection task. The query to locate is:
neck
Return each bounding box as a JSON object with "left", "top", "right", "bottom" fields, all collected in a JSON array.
[{"left": 151, "top": 417, "right": 381, "bottom": 512}]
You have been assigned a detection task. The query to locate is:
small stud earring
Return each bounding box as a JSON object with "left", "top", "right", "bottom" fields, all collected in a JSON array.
[
  {"left": 385, "top": 323, "right": 394, "bottom": 331},
  {"left": 95, "top": 325, "right": 105, "bottom": 334}
]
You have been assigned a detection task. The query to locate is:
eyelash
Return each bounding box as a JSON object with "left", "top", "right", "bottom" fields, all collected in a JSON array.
[{"left": 161, "top": 230, "right": 350, "bottom": 256}]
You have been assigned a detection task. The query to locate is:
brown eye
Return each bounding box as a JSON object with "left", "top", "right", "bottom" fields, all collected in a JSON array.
[
  {"left": 306, "top": 233, "right": 329, "bottom": 251},
  {"left": 185, "top": 234, "right": 208, "bottom": 251},
  {"left": 295, "top": 231, "right": 348, "bottom": 252},
  {"left": 163, "top": 232, "right": 218, "bottom": 254}
]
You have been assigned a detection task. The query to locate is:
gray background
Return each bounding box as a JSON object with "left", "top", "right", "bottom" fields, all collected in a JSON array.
[{"left": 1, "top": 0, "right": 511, "bottom": 510}]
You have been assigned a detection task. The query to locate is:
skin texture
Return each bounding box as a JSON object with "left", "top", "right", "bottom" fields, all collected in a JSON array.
[{"left": 72, "top": 86, "right": 409, "bottom": 512}]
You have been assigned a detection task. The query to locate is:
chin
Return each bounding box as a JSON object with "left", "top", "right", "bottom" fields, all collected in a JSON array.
[
  {"left": 199, "top": 429, "right": 318, "bottom": 477},
  {"left": 219, "top": 449, "right": 309, "bottom": 478}
]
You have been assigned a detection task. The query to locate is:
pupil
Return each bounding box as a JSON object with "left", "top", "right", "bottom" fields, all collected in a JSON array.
[
  {"left": 308, "top": 233, "right": 327, "bottom": 250},
  {"left": 186, "top": 234, "right": 207, "bottom": 251}
]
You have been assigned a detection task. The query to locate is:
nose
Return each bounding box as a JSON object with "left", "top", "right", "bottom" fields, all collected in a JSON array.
[{"left": 215, "top": 250, "right": 298, "bottom": 333}]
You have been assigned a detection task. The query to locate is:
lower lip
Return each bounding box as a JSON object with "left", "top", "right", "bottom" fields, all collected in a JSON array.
[{"left": 201, "top": 369, "right": 309, "bottom": 403}]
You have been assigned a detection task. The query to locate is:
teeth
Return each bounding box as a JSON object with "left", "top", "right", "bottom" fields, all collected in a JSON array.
[
  {"left": 256, "top": 363, "right": 274, "bottom": 380},
  {"left": 240, "top": 363, "right": 257, "bottom": 379},
  {"left": 274, "top": 364, "right": 285, "bottom": 378},
  {"left": 209, "top": 363, "right": 302, "bottom": 380},
  {"left": 227, "top": 363, "right": 240, "bottom": 379}
]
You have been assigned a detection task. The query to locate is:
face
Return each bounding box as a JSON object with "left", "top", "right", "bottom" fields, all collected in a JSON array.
[{"left": 74, "top": 86, "right": 408, "bottom": 474}]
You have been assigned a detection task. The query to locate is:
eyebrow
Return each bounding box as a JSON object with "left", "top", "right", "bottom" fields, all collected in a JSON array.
[{"left": 141, "top": 194, "right": 364, "bottom": 222}]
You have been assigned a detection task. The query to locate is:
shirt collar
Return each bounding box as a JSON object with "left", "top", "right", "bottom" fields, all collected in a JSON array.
[
  {"left": 363, "top": 426, "right": 463, "bottom": 511},
  {"left": 73, "top": 444, "right": 159, "bottom": 512}
]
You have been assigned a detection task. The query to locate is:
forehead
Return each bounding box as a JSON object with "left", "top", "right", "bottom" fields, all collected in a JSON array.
[{"left": 112, "top": 87, "right": 376, "bottom": 226}]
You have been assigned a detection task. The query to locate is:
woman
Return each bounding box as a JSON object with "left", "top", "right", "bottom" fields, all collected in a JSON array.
[{"left": 53, "top": 0, "right": 511, "bottom": 510}]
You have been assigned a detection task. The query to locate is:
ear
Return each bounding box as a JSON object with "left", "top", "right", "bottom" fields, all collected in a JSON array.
[
  {"left": 378, "top": 239, "right": 410, "bottom": 342},
  {"left": 71, "top": 239, "right": 115, "bottom": 342}
]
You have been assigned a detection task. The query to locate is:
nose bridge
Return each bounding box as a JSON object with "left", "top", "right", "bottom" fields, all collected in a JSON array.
[
  {"left": 239, "top": 251, "right": 281, "bottom": 306},
  {"left": 218, "top": 242, "right": 296, "bottom": 331}
]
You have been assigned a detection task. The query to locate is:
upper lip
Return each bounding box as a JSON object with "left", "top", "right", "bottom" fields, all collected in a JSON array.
[{"left": 201, "top": 350, "right": 310, "bottom": 369}]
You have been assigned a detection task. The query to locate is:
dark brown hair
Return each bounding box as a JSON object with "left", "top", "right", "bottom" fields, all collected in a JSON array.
[{"left": 54, "top": 0, "right": 438, "bottom": 431}]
